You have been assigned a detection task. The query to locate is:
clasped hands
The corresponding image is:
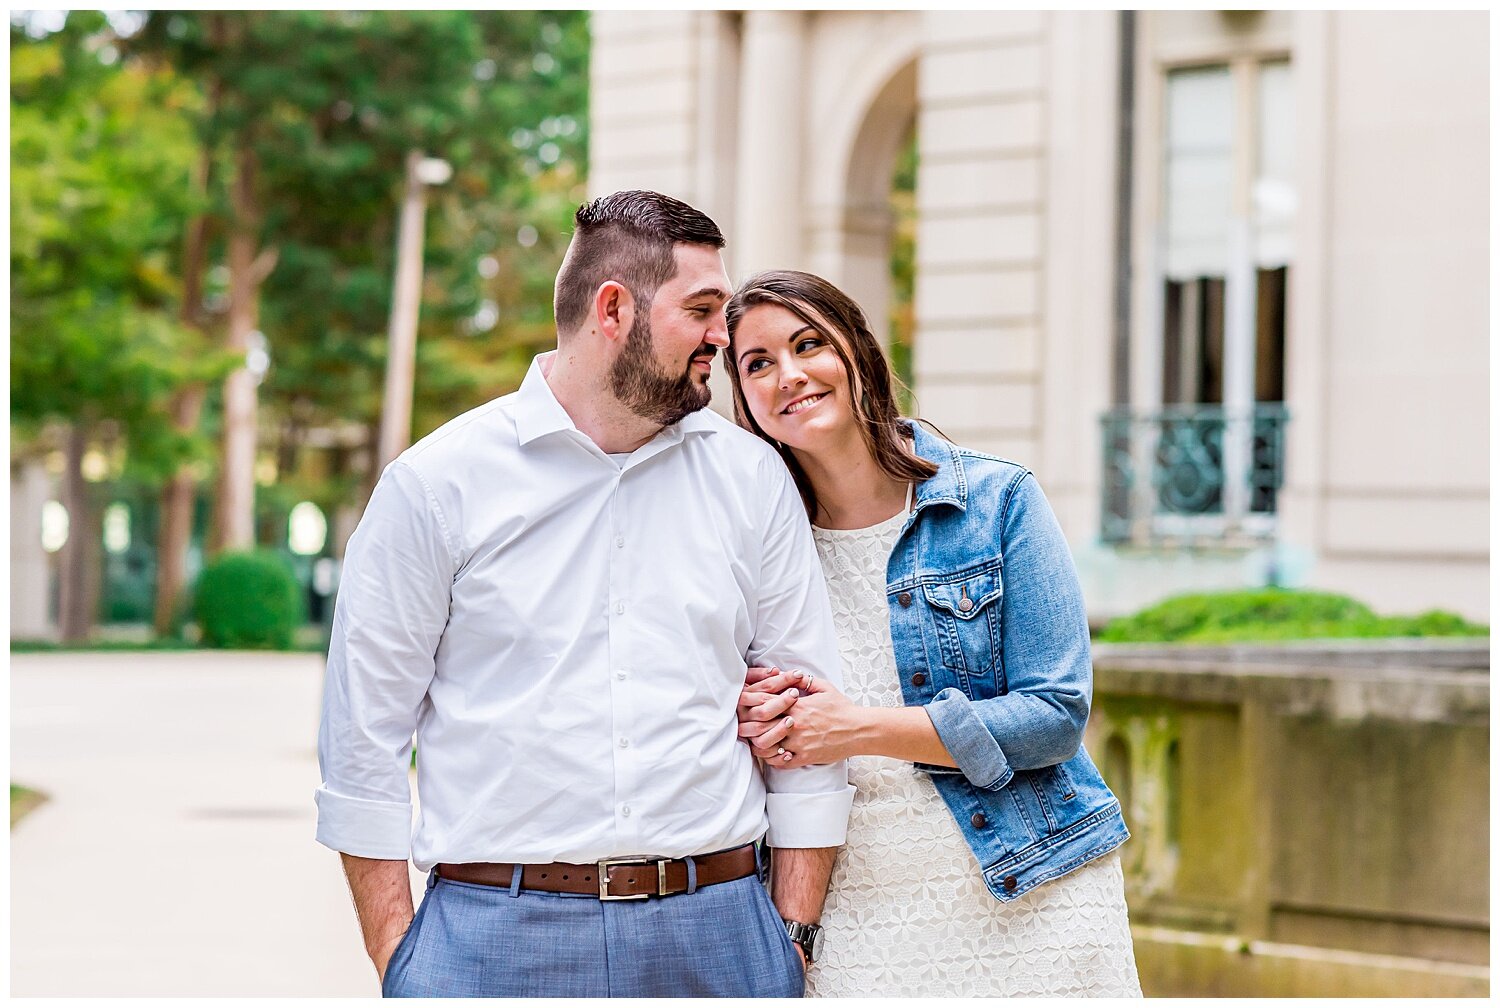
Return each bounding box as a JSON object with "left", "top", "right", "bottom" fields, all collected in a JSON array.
[{"left": 736, "top": 666, "right": 860, "bottom": 769}]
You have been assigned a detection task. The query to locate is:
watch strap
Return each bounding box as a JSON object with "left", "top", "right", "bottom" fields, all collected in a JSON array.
[{"left": 784, "top": 919, "right": 822, "bottom": 963}]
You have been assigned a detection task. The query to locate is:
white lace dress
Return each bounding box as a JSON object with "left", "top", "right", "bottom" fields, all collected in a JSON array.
[{"left": 804, "top": 509, "right": 1142, "bottom": 998}]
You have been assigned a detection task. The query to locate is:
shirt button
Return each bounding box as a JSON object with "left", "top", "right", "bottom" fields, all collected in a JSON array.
[
  {"left": 971, "top": 813, "right": 988, "bottom": 829},
  {"left": 1003, "top": 875, "right": 1018, "bottom": 892},
  {"left": 618, "top": 737, "right": 630, "bottom": 749},
  {"left": 615, "top": 536, "right": 625, "bottom": 548},
  {"left": 621, "top": 805, "right": 631, "bottom": 817},
  {"left": 911, "top": 672, "right": 927, "bottom": 687},
  {"left": 959, "top": 597, "right": 974, "bottom": 612},
  {"left": 898, "top": 592, "right": 913, "bottom": 607},
  {"left": 615, "top": 602, "right": 625, "bottom": 615},
  {"left": 616, "top": 670, "right": 627, "bottom": 680}
]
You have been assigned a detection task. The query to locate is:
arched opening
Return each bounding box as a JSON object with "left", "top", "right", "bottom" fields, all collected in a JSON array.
[
  {"left": 824, "top": 57, "right": 917, "bottom": 361},
  {"left": 1164, "top": 738, "right": 1181, "bottom": 847},
  {"left": 1104, "top": 733, "right": 1133, "bottom": 815},
  {"left": 888, "top": 127, "right": 918, "bottom": 411}
]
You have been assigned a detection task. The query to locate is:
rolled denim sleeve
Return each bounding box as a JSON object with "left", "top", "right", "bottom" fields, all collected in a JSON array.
[
  {"left": 748, "top": 456, "right": 855, "bottom": 847},
  {"left": 923, "top": 471, "right": 1091, "bottom": 791},
  {"left": 315, "top": 461, "right": 453, "bottom": 859}
]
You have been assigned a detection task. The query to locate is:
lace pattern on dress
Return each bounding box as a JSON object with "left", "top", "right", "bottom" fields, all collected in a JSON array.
[{"left": 803, "top": 510, "right": 1141, "bottom": 997}]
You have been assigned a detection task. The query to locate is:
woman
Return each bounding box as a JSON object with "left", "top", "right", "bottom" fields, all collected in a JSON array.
[{"left": 725, "top": 270, "right": 1141, "bottom": 997}]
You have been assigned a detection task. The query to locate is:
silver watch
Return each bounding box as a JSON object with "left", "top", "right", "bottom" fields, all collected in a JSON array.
[{"left": 783, "top": 919, "right": 824, "bottom": 963}]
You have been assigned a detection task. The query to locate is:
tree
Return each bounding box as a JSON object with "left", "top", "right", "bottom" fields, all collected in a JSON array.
[
  {"left": 136, "top": 12, "right": 591, "bottom": 533},
  {"left": 132, "top": 12, "right": 588, "bottom": 546},
  {"left": 13, "top": 12, "right": 594, "bottom": 638},
  {"left": 10, "top": 12, "right": 224, "bottom": 639}
]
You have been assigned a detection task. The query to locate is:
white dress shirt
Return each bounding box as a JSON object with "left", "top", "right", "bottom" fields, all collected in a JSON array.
[{"left": 316, "top": 352, "right": 854, "bottom": 871}]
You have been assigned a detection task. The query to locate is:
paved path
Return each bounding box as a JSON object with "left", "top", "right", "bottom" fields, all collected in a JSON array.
[{"left": 11, "top": 651, "right": 423, "bottom": 996}]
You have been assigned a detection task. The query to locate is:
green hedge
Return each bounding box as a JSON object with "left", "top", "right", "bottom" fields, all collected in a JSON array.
[
  {"left": 193, "top": 550, "right": 302, "bottom": 650},
  {"left": 1097, "top": 588, "right": 1487, "bottom": 644}
]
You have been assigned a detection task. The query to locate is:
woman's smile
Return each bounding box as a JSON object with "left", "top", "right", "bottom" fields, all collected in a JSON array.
[{"left": 783, "top": 391, "right": 829, "bottom": 415}]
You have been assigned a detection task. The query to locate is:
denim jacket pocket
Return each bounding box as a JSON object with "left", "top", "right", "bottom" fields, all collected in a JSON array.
[{"left": 920, "top": 564, "right": 1004, "bottom": 687}]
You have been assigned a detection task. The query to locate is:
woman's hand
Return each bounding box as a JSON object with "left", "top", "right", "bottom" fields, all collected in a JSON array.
[
  {"left": 746, "top": 673, "right": 864, "bottom": 769},
  {"left": 738, "top": 666, "right": 805, "bottom": 752}
]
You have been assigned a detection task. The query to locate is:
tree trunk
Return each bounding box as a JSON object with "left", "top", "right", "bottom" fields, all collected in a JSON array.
[
  {"left": 153, "top": 124, "right": 216, "bottom": 637},
  {"left": 153, "top": 389, "right": 206, "bottom": 635},
  {"left": 215, "top": 140, "right": 263, "bottom": 553},
  {"left": 57, "top": 424, "right": 99, "bottom": 642},
  {"left": 360, "top": 417, "right": 384, "bottom": 509}
]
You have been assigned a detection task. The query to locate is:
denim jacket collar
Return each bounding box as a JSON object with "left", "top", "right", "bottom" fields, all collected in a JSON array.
[{"left": 907, "top": 420, "right": 968, "bottom": 514}]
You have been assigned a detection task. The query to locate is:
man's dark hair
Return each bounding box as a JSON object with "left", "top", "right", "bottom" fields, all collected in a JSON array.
[{"left": 553, "top": 190, "right": 726, "bottom": 336}]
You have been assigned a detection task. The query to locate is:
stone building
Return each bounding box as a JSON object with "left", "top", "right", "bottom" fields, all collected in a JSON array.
[
  {"left": 587, "top": 10, "right": 1488, "bottom": 623},
  {"left": 10, "top": 11, "right": 1486, "bottom": 636}
]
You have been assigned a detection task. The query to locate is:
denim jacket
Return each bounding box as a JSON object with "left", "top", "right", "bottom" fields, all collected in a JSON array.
[{"left": 887, "top": 421, "right": 1128, "bottom": 901}]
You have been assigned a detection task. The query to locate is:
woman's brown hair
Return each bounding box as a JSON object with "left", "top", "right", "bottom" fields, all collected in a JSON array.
[{"left": 724, "top": 270, "right": 938, "bottom": 521}]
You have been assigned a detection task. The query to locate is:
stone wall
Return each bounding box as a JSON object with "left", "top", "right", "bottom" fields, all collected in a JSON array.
[{"left": 1089, "top": 639, "right": 1489, "bottom": 996}]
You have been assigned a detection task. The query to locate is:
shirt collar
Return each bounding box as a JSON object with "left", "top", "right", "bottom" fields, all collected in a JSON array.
[
  {"left": 908, "top": 419, "right": 968, "bottom": 512},
  {"left": 512, "top": 352, "right": 578, "bottom": 447},
  {"left": 513, "top": 351, "right": 721, "bottom": 449}
]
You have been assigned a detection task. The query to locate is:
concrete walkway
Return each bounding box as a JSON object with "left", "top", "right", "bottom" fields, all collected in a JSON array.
[{"left": 11, "top": 650, "right": 421, "bottom": 996}]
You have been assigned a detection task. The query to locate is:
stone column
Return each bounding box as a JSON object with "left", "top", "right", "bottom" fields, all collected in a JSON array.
[
  {"left": 732, "top": 11, "right": 805, "bottom": 279},
  {"left": 913, "top": 12, "right": 1048, "bottom": 462}
]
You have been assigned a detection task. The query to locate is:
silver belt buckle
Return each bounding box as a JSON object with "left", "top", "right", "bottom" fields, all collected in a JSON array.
[{"left": 596, "top": 857, "right": 669, "bottom": 900}]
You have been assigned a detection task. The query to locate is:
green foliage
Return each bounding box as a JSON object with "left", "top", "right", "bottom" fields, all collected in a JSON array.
[
  {"left": 10, "top": 783, "right": 46, "bottom": 828},
  {"left": 193, "top": 550, "right": 302, "bottom": 649},
  {"left": 888, "top": 128, "right": 917, "bottom": 415},
  {"left": 13, "top": 12, "right": 593, "bottom": 641},
  {"left": 10, "top": 638, "right": 199, "bottom": 653},
  {"left": 125, "top": 11, "right": 590, "bottom": 492},
  {"left": 1098, "top": 588, "right": 1488, "bottom": 644},
  {"left": 10, "top": 12, "right": 228, "bottom": 479}
]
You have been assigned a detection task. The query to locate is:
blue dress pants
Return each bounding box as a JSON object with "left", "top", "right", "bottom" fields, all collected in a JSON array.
[{"left": 382, "top": 869, "right": 805, "bottom": 997}]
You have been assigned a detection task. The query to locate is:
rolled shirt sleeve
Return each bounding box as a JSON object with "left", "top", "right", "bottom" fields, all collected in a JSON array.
[
  {"left": 749, "top": 455, "right": 856, "bottom": 848},
  {"left": 315, "top": 461, "right": 455, "bottom": 859}
]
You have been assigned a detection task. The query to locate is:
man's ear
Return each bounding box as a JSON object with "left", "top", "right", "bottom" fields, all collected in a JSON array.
[{"left": 593, "top": 281, "right": 634, "bottom": 343}]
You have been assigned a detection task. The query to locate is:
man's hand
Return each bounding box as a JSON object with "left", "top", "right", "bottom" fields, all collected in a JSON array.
[
  {"left": 771, "top": 846, "right": 835, "bottom": 975},
  {"left": 372, "top": 928, "right": 409, "bottom": 982},
  {"left": 338, "top": 853, "right": 416, "bottom": 984}
]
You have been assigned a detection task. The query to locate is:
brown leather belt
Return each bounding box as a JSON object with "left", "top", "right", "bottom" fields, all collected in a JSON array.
[{"left": 436, "top": 843, "right": 759, "bottom": 900}]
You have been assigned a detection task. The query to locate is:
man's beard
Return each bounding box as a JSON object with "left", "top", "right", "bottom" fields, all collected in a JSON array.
[{"left": 608, "top": 313, "right": 713, "bottom": 426}]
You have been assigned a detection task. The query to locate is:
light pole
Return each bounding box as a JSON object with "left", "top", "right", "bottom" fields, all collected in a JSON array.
[{"left": 377, "top": 149, "right": 452, "bottom": 473}]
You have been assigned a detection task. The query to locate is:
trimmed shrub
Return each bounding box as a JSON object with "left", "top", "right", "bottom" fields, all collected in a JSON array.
[
  {"left": 1098, "top": 588, "right": 1487, "bottom": 644},
  {"left": 193, "top": 550, "right": 302, "bottom": 650}
]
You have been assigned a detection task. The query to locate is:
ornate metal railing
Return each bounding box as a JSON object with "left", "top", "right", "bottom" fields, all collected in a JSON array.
[{"left": 1100, "top": 404, "right": 1289, "bottom": 544}]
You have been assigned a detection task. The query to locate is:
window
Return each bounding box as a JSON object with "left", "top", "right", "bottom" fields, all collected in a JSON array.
[{"left": 1145, "top": 56, "right": 1292, "bottom": 537}]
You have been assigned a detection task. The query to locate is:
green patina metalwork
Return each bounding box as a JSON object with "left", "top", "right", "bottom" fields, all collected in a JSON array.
[{"left": 1101, "top": 404, "right": 1290, "bottom": 543}]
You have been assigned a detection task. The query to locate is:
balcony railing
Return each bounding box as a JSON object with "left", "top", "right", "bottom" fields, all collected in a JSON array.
[{"left": 1100, "top": 404, "right": 1289, "bottom": 544}]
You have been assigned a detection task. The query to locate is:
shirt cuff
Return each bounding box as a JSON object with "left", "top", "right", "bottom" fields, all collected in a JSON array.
[
  {"left": 314, "top": 785, "right": 414, "bottom": 860},
  {"left": 924, "top": 688, "right": 1014, "bottom": 791},
  {"left": 764, "top": 784, "right": 856, "bottom": 848}
]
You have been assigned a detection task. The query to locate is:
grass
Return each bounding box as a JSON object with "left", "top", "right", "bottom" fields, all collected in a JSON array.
[
  {"left": 11, "top": 638, "right": 200, "bottom": 653},
  {"left": 11, "top": 624, "right": 329, "bottom": 654},
  {"left": 1097, "top": 588, "right": 1488, "bottom": 645},
  {"left": 10, "top": 784, "right": 46, "bottom": 828}
]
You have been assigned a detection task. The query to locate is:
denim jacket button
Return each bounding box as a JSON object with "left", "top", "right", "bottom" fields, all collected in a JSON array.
[
  {"left": 911, "top": 672, "right": 927, "bottom": 687},
  {"left": 1002, "top": 875, "right": 1018, "bottom": 891},
  {"left": 898, "top": 592, "right": 913, "bottom": 607},
  {"left": 970, "top": 812, "right": 988, "bottom": 829}
]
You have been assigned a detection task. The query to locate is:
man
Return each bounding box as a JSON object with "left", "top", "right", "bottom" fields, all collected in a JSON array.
[{"left": 315, "top": 190, "right": 853, "bottom": 997}]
